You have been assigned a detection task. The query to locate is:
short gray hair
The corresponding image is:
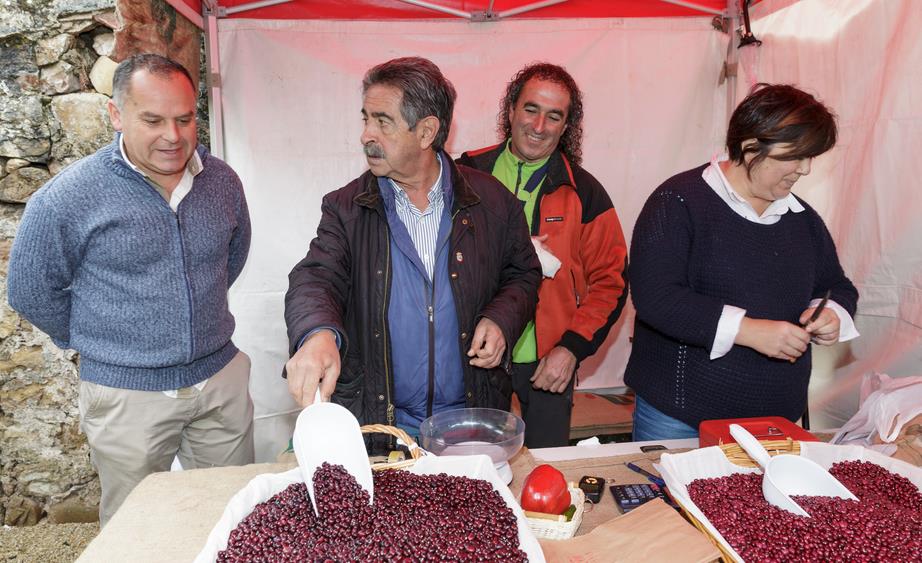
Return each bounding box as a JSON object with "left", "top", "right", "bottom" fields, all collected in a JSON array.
[
  {"left": 112, "top": 54, "right": 195, "bottom": 108},
  {"left": 362, "top": 57, "right": 456, "bottom": 151}
]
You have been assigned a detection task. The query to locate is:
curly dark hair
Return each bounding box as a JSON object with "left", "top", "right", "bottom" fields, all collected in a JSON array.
[{"left": 498, "top": 63, "right": 584, "bottom": 166}]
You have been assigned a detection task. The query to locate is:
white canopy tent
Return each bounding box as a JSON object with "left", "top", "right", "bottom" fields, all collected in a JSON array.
[{"left": 167, "top": 0, "right": 922, "bottom": 462}]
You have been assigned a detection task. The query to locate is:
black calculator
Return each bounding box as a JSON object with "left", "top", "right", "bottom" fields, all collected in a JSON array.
[{"left": 609, "top": 483, "right": 665, "bottom": 512}]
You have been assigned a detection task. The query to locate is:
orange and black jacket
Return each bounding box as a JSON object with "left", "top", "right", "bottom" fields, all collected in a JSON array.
[{"left": 458, "top": 144, "right": 628, "bottom": 363}]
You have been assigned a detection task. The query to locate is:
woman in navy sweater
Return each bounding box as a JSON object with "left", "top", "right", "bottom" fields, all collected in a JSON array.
[{"left": 625, "top": 84, "right": 859, "bottom": 441}]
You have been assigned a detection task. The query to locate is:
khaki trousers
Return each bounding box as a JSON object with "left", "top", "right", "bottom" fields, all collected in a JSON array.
[{"left": 78, "top": 351, "right": 255, "bottom": 526}]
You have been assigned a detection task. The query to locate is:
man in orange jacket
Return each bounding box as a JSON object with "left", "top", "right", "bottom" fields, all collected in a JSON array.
[{"left": 458, "top": 63, "right": 629, "bottom": 447}]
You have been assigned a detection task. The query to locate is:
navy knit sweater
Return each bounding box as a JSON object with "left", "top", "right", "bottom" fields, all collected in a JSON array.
[
  {"left": 7, "top": 138, "right": 251, "bottom": 390},
  {"left": 624, "top": 165, "right": 858, "bottom": 428}
]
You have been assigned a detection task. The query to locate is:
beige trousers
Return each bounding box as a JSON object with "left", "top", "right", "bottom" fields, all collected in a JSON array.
[{"left": 78, "top": 351, "right": 255, "bottom": 526}]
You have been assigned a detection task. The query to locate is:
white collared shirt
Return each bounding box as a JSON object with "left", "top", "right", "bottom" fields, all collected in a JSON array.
[
  {"left": 119, "top": 135, "right": 209, "bottom": 395},
  {"left": 703, "top": 154, "right": 859, "bottom": 359},
  {"left": 119, "top": 135, "right": 202, "bottom": 212}
]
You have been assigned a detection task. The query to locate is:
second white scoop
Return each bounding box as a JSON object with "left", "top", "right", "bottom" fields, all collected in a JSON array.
[{"left": 729, "top": 423, "right": 858, "bottom": 517}]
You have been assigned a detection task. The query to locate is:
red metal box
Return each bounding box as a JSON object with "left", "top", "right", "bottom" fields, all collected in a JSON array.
[{"left": 698, "top": 416, "right": 818, "bottom": 448}]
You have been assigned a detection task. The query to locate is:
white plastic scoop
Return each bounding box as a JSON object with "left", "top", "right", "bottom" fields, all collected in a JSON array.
[
  {"left": 293, "top": 390, "right": 374, "bottom": 514},
  {"left": 729, "top": 424, "right": 857, "bottom": 517}
]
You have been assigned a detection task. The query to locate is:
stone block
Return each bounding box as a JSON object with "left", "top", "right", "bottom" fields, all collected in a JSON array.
[
  {"left": 5, "top": 158, "right": 29, "bottom": 171},
  {"left": 0, "top": 302, "right": 20, "bottom": 340},
  {"left": 94, "top": 10, "right": 119, "bottom": 31},
  {"left": 1, "top": 382, "right": 45, "bottom": 403},
  {"left": 3, "top": 496, "right": 44, "bottom": 526},
  {"left": 55, "top": 0, "right": 118, "bottom": 18},
  {"left": 0, "top": 167, "right": 51, "bottom": 203},
  {"left": 50, "top": 92, "right": 113, "bottom": 161},
  {"left": 113, "top": 0, "right": 201, "bottom": 91},
  {"left": 0, "top": 36, "right": 39, "bottom": 94},
  {"left": 41, "top": 61, "right": 82, "bottom": 95},
  {"left": 92, "top": 32, "right": 115, "bottom": 57},
  {"left": 89, "top": 55, "right": 117, "bottom": 96},
  {"left": 47, "top": 499, "right": 99, "bottom": 524},
  {"left": 36, "top": 33, "right": 75, "bottom": 66},
  {"left": 0, "top": 93, "right": 50, "bottom": 160},
  {"left": 0, "top": 346, "right": 46, "bottom": 371}
]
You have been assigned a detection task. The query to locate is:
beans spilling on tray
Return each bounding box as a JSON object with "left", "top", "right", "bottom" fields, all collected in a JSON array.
[
  {"left": 217, "top": 463, "right": 527, "bottom": 562},
  {"left": 688, "top": 460, "right": 922, "bottom": 562}
]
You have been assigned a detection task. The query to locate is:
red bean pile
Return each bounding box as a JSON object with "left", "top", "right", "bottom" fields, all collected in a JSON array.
[
  {"left": 217, "top": 463, "right": 527, "bottom": 562},
  {"left": 688, "top": 460, "right": 922, "bottom": 562}
]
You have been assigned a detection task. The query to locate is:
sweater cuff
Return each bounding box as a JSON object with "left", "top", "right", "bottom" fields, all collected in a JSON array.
[{"left": 556, "top": 330, "right": 593, "bottom": 363}]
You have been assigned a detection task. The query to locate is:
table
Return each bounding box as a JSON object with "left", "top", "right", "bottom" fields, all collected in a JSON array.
[{"left": 77, "top": 440, "right": 699, "bottom": 562}]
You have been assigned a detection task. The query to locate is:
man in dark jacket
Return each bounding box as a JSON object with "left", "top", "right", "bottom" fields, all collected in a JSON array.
[
  {"left": 284, "top": 57, "right": 541, "bottom": 439},
  {"left": 458, "top": 63, "right": 628, "bottom": 447}
]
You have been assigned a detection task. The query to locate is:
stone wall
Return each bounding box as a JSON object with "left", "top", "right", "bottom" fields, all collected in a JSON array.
[{"left": 0, "top": 0, "right": 203, "bottom": 525}]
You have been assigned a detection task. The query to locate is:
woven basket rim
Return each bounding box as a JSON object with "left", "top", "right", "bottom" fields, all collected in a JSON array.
[{"left": 359, "top": 424, "right": 424, "bottom": 471}]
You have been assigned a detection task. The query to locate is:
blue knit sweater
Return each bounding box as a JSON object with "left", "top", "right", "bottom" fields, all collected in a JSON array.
[
  {"left": 624, "top": 165, "right": 858, "bottom": 428},
  {"left": 7, "top": 138, "right": 251, "bottom": 390}
]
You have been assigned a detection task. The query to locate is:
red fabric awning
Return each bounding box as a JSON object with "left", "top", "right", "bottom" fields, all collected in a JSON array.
[{"left": 179, "top": 0, "right": 728, "bottom": 20}]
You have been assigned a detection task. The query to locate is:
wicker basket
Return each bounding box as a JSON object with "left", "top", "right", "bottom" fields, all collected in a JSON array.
[
  {"left": 674, "top": 439, "right": 804, "bottom": 562},
  {"left": 359, "top": 424, "right": 425, "bottom": 471},
  {"left": 524, "top": 486, "right": 585, "bottom": 540},
  {"left": 719, "top": 437, "right": 800, "bottom": 467}
]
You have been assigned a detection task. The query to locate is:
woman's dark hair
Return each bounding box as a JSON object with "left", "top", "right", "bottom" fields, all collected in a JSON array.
[
  {"left": 727, "top": 83, "right": 837, "bottom": 176},
  {"left": 363, "top": 57, "right": 456, "bottom": 151},
  {"left": 498, "top": 63, "right": 584, "bottom": 166}
]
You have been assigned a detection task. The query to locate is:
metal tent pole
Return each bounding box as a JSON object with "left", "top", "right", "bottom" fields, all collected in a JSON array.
[
  {"left": 163, "top": 0, "right": 204, "bottom": 29},
  {"left": 225, "top": 0, "right": 295, "bottom": 16},
  {"left": 725, "top": 0, "right": 740, "bottom": 123},
  {"left": 393, "top": 0, "right": 473, "bottom": 19},
  {"left": 496, "top": 0, "right": 568, "bottom": 19},
  {"left": 202, "top": 0, "right": 226, "bottom": 159},
  {"left": 659, "top": 0, "right": 724, "bottom": 17}
]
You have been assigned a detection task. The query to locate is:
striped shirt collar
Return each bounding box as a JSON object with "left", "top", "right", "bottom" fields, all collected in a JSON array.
[{"left": 388, "top": 153, "right": 445, "bottom": 214}]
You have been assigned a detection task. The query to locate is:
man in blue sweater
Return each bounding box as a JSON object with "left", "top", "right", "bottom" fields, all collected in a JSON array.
[{"left": 7, "top": 54, "right": 253, "bottom": 525}]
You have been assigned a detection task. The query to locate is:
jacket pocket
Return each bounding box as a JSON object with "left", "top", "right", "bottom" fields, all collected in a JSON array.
[{"left": 333, "top": 356, "right": 364, "bottom": 416}]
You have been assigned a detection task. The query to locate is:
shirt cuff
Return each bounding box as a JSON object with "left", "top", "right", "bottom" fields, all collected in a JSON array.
[
  {"left": 298, "top": 327, "right": 342, "bottom": 350},
  {"left": 813, "top": 298, "right": 860, "bottom": 342},
  {"left": 711, "top": 305, "right": 746, "bottom": 360}
]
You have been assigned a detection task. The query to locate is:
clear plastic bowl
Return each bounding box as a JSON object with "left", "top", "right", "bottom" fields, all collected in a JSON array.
[{"left": 418, "top": 408, "right": 525, "bottom": 465}]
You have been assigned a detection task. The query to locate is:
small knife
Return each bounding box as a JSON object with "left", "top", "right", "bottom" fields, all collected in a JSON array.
[{"left": 803, "top": 289, "right": 831, "bottom": 327}]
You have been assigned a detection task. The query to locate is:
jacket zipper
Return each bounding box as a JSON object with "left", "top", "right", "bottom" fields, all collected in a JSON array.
[
  {"left": 426, "top": 282, "right": 435, "bottom": 418},
  {"left": 175, "top": 214, "right": 195, "bottom": 363},
  {"left": 382, "top": 234, "right": 395, "bottom": 427},
  {"left": 570, "top": 269, "right": 581, "bottom": 307},
  {"left": 514, "top": 161, "right": 524, "bottom": 197}
]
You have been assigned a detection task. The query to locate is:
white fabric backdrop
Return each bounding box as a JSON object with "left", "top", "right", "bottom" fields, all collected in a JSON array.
[
  {"left": 218, "top": 16, "right": 728, "bottom": 461},
  {"left": 741, "top": 0, "right": 922, "bottom": 430}
]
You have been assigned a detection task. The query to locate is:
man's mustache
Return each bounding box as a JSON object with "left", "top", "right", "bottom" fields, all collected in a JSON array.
[{"left": 363, "top": 143, "right": 384, "bottom": 159}]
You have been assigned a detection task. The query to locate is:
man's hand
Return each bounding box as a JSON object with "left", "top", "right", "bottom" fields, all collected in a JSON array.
[
  {"left": 285, "top": 329, "right": 340, "bottom": 407},
  {"left": 736, "top": 317, "right": 811, "bottom": 362},
  {"left": 531, "top": 346, "right": 577, "bottom": 393},
  {"left": 800, "top": 306, "right": 840, "bottom": 345},
  {"left": 467, "top": 317, "right": 506, "bottom": 369}
]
